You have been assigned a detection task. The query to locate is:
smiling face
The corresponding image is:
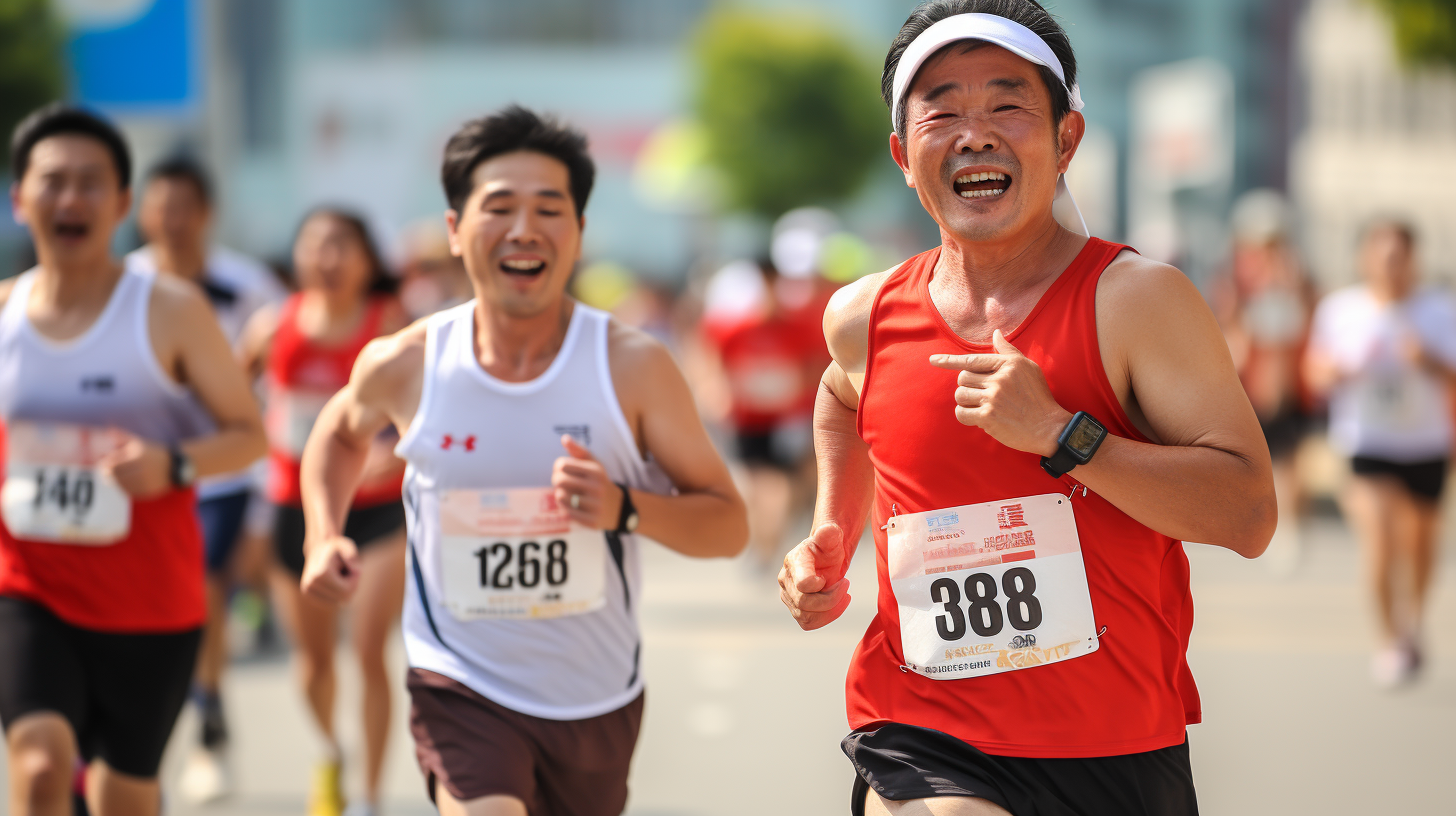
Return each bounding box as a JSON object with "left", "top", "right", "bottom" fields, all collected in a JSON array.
[
  {"left": 891, "top": 42, "right": 1082, "bottom": 244},
  {"left": 292, "top": 213, "right": 374, "bottom": 301},
  {"left": 446, "top": 150, "right": 582, "bottom": 319},
  {"left": 10, "top": 134, "right": 130, "bottom": 267}
]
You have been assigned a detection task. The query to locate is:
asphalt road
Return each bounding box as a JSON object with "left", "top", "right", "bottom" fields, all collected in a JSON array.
[{"left": 2, "top": 513, "right": 1453, "bottom": 815}]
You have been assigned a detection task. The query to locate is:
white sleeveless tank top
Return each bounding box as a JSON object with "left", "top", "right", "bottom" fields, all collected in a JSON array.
[
  {"left": 395, "top": 301, "right": 671, "bottom": 720},
  {"left": 0, "top": 266, "right": 210, "bottom": 442}
]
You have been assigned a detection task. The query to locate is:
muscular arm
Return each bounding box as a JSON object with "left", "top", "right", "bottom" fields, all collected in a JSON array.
[
  {"left": 152, "top": 277, "right": 267, "bottom": 477},
  {"left": 300, "top": 324, "right": 424, "bottom": 546},
  {"left": 780, "top": 272, "right": 888, "bottom": 629},
  {"left": 606, "top": 323, "right": 748, "bottom": 558},
  {"left": 1085, "top": 255, "right": 1276, "bottom": 554}
]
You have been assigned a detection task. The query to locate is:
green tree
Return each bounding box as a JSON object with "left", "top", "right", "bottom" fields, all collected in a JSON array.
[
  {"left": 1374, "top": 0, "right": 1456, "bottom": 67},
  {"left": 0, "top": 0, "right": 65, "bottom": 173},
  {"left": 693, "top": 10, "right": 885, "bottom": 219}
]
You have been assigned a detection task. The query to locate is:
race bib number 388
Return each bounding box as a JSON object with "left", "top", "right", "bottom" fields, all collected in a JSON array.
[
  {"left": 1, "top": 421, "right": 131, "bottom": 545},
  {"left": 888, "top": 493, "right": 1099, "bottom": 680},
  {"left": 437, "top": 487, "right": 606, "bottom": 621}
]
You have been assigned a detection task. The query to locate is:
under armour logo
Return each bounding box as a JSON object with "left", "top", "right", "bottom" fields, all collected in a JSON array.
[{"left": 441, "top": 434, "right": 476, "bottom": 451}]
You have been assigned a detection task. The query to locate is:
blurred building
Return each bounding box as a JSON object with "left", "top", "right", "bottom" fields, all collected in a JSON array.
[{"left": 1291, "top": 0, "right": 1456, "bottom": 288}]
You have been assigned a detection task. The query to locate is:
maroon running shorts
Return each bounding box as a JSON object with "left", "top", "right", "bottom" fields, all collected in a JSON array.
[{"left": 407, "top": 668, "right": 644, "bottom": 814}]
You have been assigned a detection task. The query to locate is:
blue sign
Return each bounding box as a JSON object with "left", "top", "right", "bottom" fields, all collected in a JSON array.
[{"left": 67, "top": 0, "right": 197, "bottom": 113}]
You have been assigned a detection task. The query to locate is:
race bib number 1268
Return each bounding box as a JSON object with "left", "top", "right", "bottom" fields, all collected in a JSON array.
[{"left": 437, "top": 487, "right": 606, "bottom": 620}]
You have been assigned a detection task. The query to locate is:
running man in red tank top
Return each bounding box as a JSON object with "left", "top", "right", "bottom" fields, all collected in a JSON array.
[{"left": 777, "top": 3, "right": 1276, "bottom": 815}]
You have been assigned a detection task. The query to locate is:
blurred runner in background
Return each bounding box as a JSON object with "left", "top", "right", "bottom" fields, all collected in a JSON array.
[
  {"left": 701, "top": 259, "right": 825, "bottom": 572},
  {"left": 295, "top": 106, "right": 747, "bottom": 816},
  {"left": 1305, "top": 219, "right": 1456, "bottom": 688},
  {"left": 1212, "top": 189, "right": 1315, "bottom": 574},
  {"left": 0, "top": 104, "right": 266, "bottom": 816},
  {"left": 240, "top": 209, "right": 408, "bottom": 816},
  {"left": 130, "top": 155, "right": 287, "bottom": 803}
]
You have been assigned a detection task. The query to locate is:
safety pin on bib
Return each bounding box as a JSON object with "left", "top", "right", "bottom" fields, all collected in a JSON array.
[
  {"left": 1067, "top": 481, "right": 1087, "bottom": 500},
  {"left": 881, "top": 503, "right": 900, "bottom": 532}
]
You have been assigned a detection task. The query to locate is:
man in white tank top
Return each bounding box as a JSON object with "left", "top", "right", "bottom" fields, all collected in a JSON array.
[
  {"left": 0, "top": 105, "right": 267, "bottom": 816},
  {"left": 297, "top": 106, "right": 749, "bottom": 816}
]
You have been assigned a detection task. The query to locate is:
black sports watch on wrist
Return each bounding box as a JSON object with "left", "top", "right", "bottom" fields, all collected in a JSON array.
[
  {"left": 1040, "top": 411, "right": 1107, "bottom": 479},
  {"left": 613, "top": 482, "right": 639, "bottom": 534},
  {"left": 169, "top": 446, "right": 196, "bottom": 488}
]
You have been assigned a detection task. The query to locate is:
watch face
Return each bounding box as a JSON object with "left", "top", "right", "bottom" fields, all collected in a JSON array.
[
  {"left": 1066, "top": 416, "right": 1105, "bottom": 457},
  {"left": 625, "top": 513, "right": 639, "bottom": 533}
]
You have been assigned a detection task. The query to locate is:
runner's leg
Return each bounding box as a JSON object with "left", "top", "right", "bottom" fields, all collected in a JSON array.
[
  {"left": 5, "top": 713, "right": 77, "bottom": 816},
  {"left": 271, "top": 567, "right": 341, "bottom": 751},
  {"left": 1341, "top": 475, "right": 1400, "bottom": 642},
  {"left": 863, "top": 790, "right": 1011, "bottom": 816},
  {"left": 1407, "top": 497, "right": 1440, "bottom": 633},
  {"left": 747, "top": 465, "right": 793, "bottom": 568},
  {"left": 350, "top": 530, "right": 407, "bottom": 804},
  {"left": 434, "top": 781, "right": 528, "bottom": 816},
  {"left": 85, "top": 760, "right": 160, "bottom": 816}
]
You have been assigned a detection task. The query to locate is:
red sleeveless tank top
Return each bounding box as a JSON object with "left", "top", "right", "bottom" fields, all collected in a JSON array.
[
  {"left": 850, "top": 239, "right": 1200, "bottom": 758},
  {"left": 265, "top": 295, "right": 401, "bottom": 507}
]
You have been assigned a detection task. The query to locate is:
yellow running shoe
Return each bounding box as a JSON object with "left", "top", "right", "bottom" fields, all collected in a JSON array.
[{"left": 308, "top": 760, "right": 346, "bottom": 816}]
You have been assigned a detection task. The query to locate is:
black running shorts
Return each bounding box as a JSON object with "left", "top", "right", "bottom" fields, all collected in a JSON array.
[
  {"left": 0, "top": 596, "right": 201, "bottom": 778},
  {"left": 1350, "top": 455, "right": 1448, "bottom": 502},
  {"left": 843, "top": 723, "right": 1199, "bottom": 816},
  {"left": 274, "top": 500, "right": 406, "bottom": 576}
]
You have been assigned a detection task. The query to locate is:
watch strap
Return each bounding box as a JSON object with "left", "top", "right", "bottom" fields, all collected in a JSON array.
[
  {"left": 613, "top": 482, "right": 636, "bottom": 533},
  {"left": 1040, "top": 446, "right": 1079, "bottom": 478},
  {"left": 168, "top": 446, "right": 193, "bottom": 488}
]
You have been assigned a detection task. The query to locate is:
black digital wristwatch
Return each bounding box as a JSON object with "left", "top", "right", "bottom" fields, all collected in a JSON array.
[{"left": 1040, "top": 411, "right": 1107, "bottom": 478}]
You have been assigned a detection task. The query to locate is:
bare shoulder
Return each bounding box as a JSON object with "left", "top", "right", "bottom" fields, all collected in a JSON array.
[
  {"left": 353, "top": 318, "right": 429, "bottom": 398},
  {"left": 149, "top": 270, "right": 215, "bottom": 321},
  {"left": 1096, "top": 251, "right": 1208, "bottom": 317},
  {"left": 605, "top": 315, "right": 677, "bottom": 385},
  {"left": 0, "top": 275, "right": 16, "bottom": 310},
  {"left": 824, "top": 267, "right": 894, "bottom": 373}
]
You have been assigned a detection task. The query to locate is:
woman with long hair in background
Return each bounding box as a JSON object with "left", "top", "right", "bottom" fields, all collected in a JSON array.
[{"left": 240, "top": 208, "right": 408, "bottom": 816}]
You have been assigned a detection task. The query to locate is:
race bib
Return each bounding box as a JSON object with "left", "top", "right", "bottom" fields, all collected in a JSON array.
[
  {"left": 437, "top": 487, "right": 606, "bottom": 620},
  {"left": 1355, "top": 372, "right": 1440, "bottom": 431},
  {"left": 888, "top": 493, "right": 1099, "bottom": 680},
  {"left": 266, "top": 389, "right": 333, "bottom": 457},
  {"left": 1, "top": 421, "right": 132, "bottom": 545}
]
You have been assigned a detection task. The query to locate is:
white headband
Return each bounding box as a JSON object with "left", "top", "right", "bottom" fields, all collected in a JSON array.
[{"left": 890, "top": 13, "right": 1089, "bottom": 236}]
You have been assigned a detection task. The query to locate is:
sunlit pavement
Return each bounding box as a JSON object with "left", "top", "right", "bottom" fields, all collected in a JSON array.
[{"left": 2, "top": 514, "right": 1453, "bottom": 815}]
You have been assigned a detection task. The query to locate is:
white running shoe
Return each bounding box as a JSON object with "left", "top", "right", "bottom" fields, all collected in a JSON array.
[
  {"left": 1371, "top": 644, "right": 1415, "bottom": 689},
  {"left": 178, "top": 746, "right": 233, "bottom": 803}
]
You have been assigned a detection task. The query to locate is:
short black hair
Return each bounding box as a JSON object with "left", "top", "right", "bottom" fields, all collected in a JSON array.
[
  {"left": 440, "top": 105, "right": 594, "bottom": 218},
  {"left": 145, "top": 154, "right": 212, "bottom": 206},
  {"left": 294, "top": 206, "right": 397, "bottom": 294},
  {"left": 10, "top": 103, "right": 132, "bottom": 189},
  {"left": 882, "top": 0, "right": 1077, "bottom": 142}
]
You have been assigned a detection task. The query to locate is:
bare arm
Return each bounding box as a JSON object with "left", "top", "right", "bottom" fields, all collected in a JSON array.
[
  {"left": 932, "top": 253, "right": 1276, "bottom": 556},
  {"left": 780, "top": 271, "right": 888, "bottom": 629},
  {"left": 556, "top": 321, "right": 748, "bottom": 558},
  {"left": 298, "top": 324, "right": 425, "bottom": 602},
  {"left": 105, "top": 277, "right": 267, "bottom": 498}
]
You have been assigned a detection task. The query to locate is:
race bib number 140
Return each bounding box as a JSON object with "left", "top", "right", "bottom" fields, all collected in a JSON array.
[
  {"left": 1, "top": 421, "right": 131, "bottom": 545},
  {"left": 889, "top": 493, "right": 1099, "bottom": 680},
  {"left": 437, "top": 487, "right": 606, "bottom": 621}
]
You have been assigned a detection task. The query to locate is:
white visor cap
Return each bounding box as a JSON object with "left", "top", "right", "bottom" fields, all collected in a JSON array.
[{"left": 890, "top": 13, "right": 1089, "bottom": 237}]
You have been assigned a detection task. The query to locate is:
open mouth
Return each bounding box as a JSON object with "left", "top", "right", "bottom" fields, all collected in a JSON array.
[
  {"left": 500, "top": 257, "right": 546, "bottom": 277},
  {"left": 53, "top": 222, "right": 90, "bottom": 239},
  {"left": 953, "top": 171, "right": 1011, "bottom": 200}
]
